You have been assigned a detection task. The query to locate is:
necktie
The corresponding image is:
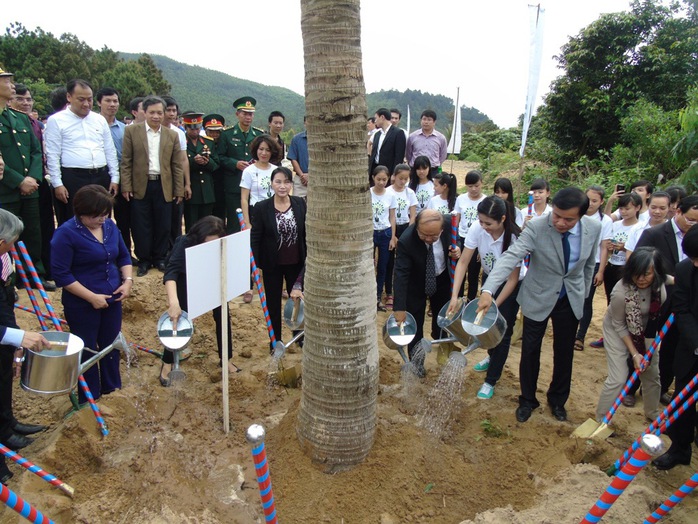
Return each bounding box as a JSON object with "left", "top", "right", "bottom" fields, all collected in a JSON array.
[
  {"left": 0, "top": 253, "right": 12, "bottom": 283},
  {"left": 425, "top": 244, "right": 436, "bottom": 297},
  {"left": 559, "top": 231, "right": 571, "bottom": 299}
]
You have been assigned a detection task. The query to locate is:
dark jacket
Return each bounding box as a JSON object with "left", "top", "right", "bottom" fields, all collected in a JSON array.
[{"left": 250, "top": 196, "right": 307, "bottom": 273}]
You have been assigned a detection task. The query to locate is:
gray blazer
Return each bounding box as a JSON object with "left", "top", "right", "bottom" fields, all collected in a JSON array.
[{"left": 482, "top": 214, "right": 601, "bottom": 321}]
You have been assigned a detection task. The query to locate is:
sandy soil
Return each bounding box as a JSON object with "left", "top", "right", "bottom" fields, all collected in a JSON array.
[{"left": 3, "top": 170, "right": 698, "bottom": 523}]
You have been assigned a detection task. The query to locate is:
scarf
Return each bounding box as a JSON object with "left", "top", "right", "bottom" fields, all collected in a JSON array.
[{"left": 625, "top": 283, "right": 661, "bottom": 356}]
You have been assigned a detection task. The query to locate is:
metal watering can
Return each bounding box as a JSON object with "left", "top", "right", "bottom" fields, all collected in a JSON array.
[
  {"left": 420, "top": 298, "right": 508, "bottom": 366},
  {"left": 382, "top": 312, "right": 417, "bottom": 363},
  {"left": 157, "top": 311, "right": 194, "bottom": 383},
  {"left": 21, "top": 331, "right": 131, "bottom": 395}
]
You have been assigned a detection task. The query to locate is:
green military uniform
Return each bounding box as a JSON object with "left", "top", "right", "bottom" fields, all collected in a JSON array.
[
  {"left": 217, "top": 124, "right": 266, "bottom": 233},
  {"left": 0, "top": 106, "right": 46, "bottom": 274},
  {"left": 203, "top": 114, "right": 227, "bottom": 222},
  {"left": 184, "top": 134, "right": 220, "bottom": 231}
]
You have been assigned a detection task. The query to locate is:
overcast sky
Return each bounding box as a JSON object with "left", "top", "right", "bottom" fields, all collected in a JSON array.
[{"left": 1, "top": 0, "right": 634, "bottom": 128}]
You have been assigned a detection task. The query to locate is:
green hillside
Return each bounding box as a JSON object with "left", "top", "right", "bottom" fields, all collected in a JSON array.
[{"left": 121, "top": 53, "right": 493, "bottom": 135}]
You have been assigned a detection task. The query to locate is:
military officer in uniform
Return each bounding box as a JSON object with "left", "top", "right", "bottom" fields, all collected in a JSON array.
[
  {"left": 203, "top": 114, "right": 226, "bottom": 223},
  {"left": 0, "top": 68, "right": 50, "bottom": 285},
  {"left": 217, "top": 96, "right": 265, "bottom": 233},
  {"left": 182, "top": 112, "right": 219, "bottom": 232}
]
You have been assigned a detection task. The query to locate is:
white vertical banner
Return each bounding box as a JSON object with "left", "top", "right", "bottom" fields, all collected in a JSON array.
[
  {"left": 447, "top": 87, "right": 462, "bottom": 155},
  {"left": 520, "top": 4, "right": 546, "bottom": 158}
]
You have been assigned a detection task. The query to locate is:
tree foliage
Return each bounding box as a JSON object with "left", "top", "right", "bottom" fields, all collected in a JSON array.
[
  {"left": 675, "top": 87, "right": 698, "bottom": 191},
  {"left": 538, "top": 0, "right": 698, "bottom": 161},
  {"left": 0, "top": 23, "right": 170, "bottom": 117}
]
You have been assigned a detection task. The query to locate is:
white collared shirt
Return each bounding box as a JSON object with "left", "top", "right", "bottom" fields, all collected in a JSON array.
[
  {"left": 44, "top": 109, "right": 119, "bottom": 187},
  {"left": 146, "top": 124, "right": 162, "bottom": 175},
  {"left": 672, "top": 218, "right": 687, "bottom": 262},
  {"left": 431, "top": 236, "right": 446, "bottom": 275},
  {"left": 374, "top": 125, "right": 391, "bottom": 163}
]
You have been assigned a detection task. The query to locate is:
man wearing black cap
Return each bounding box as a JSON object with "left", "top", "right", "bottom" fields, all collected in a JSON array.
[
  {"left": 203, "top": 114, "right": 227, "bottom": 222},
  {"left": 182, "top": 112, "right": 219, "bottom": 231},
  {"left": 217, "top": 97, "right": 265, "bottom": 233}
]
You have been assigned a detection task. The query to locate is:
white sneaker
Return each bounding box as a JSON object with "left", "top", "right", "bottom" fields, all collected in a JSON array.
[
  {"left": 477, "top": 382, "right": 494, "bottom": 399},
  {"left": 473, "top": 356, "right": 490, "bottom": 372}
]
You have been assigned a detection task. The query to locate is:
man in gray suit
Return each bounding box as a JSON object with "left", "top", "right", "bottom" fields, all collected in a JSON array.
[{"left": 477, "top": 187, "right": 601, "bottom": 423}]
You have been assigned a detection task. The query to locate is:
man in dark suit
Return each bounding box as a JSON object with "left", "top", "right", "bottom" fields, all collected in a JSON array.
[
  {"left": 121, "top": 96, "right": 184, "bottom": 277},
  {"left": 369, "top": 107, "right": 406, "bottom": 181},
  {"left": 652, "top": 224, "right": 698, "bottom": 470},
  {"left": 0, "top": 209, "right": 50, "bottom": 483},
  {"left": 393, "top": 209, "right": 460, "bottom": 371},
  {"left": 636, "top": 195, "right": 698, "bottom": 402},
  {"left": 477, "top": 188, "right": 601, "bottom": 423}
]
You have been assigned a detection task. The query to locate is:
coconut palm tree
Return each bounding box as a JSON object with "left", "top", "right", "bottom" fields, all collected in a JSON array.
[{"left": 296, "top": 0, "right": 379, "bottom": 472}]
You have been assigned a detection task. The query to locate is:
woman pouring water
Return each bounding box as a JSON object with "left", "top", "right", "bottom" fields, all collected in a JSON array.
[
  {"left": 447, "top": 196, "right": 522, "bottom": 400},
  {"left": 159, "top": 216, "right": 237, "bottom": 386}
]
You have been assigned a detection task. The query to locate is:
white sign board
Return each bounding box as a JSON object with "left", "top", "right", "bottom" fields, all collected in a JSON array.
[{"left": 185, "top": 229, "right": 251, "bottom": 319}]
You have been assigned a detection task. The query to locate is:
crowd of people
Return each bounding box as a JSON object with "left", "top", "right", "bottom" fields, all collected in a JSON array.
[{"left": 0, "top": 63, "right": 697, "bottom": 484}]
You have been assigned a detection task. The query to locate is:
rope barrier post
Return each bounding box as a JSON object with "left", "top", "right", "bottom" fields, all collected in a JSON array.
[
  {"left": 580, "top": 434, "right": 664, "bottom": 524},
  {"left": 0, "top": 444, "right": 75, "bottom": 498},
  {"left": 77, "top": 375, "right": 109, "bottom": 437},
  {"left": 236, "top": 209, "right": 281, "bottom": 352},
  {"left": 10, "top": 250, "right": 47, "bottom": 331},
  {"left": 246, "top": 424, "right": 278, "bottom": 524},
  {"left": 643, "top": 471, "right": 698, "bottom": 523},
  {"left": 0, "top": 482, "right": 55, "bottom": 524}
]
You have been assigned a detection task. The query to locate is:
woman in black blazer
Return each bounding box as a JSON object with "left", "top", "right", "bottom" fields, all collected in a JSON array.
[{"left": 251, "top": 167, "right": 307, "bottom": 352}]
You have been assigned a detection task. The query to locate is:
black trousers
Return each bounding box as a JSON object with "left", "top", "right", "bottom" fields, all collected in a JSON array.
[
  {"left": 666, "top": 355, "right": 698, "bottom": 452},
  {"left": 406, "top": 269, "right": 451, "bottom": 359},
  {"left": 519, "top": 295, "right": 579, "bottom": 408},
  {"left": 58, "top": 166, "right": 110, "bottom": 224},
  {"left": 113, "top": 192, "right": 133, "bottom": 255},
  {"left": 38, "top": 180, "right": 55, "bottom": 279},
  {"left": 130, "top": 181, "right": 172, "bottom": 266},
  {"left": 0, "top": 285, "right": 19, "bottom": 442},
  {"left": 262, "top": 262, "right": 304, "bottom": 351}
]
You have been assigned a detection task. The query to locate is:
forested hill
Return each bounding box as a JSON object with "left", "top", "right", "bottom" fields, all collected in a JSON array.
[{"left": 122, "top": 53, "right": 493, "bottom": 135}]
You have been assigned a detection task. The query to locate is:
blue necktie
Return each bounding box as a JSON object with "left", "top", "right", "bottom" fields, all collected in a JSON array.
[{"left": 559, "top": 231, "right": 571, "bottom": 299}]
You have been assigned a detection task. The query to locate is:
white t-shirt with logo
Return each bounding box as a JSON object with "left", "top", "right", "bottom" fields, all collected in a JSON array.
[
  {"left": 464, "top": 221, "right": 525, "bottom": 280},
  {"left": 371, "top": 188, "right": 397, "bottom": 231},
  {"left": 427, "top": 195, "right": 450, "bottom": 215},
  {"left": 608, "top": 221, "right": 637, "bottom": 266},
  {"left": 387, "top": 186, "right": 418, "bottom": 225},
  {"left": 240, "top": 164, "right": 277, "bottom": 205},
  {"left": 455, "top": 194, "right": 487, "bottom": 238},
  {"left": 414, "top": 181, "right": 434, "bottom": 215}
]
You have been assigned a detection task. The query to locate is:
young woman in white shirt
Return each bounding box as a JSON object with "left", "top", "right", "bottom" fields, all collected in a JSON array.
[
  {"left": 520, "top": 178, "right": 552, "bottom": 227},
  {"left": 370, "top": 166, "right": 397, "bottom": 311},
  {"left": 596, "top": 192, "right": 642, "bottom": 305},
  {"left": 448, "top": 196, "right": 523, "bottom": 399},
  {"left": 454, "top": 170, "right": 487, "bottom": 300},
  {"left": 493, "top": 177, "right": 524, "bottom": 228},
  {"left": 408, "top": 156, "right": 434, "bottom": 215},
  {"left": 384, "top": 164, "right": 417, "bottom": 309},
  {"left": 427, "top": 172, "right": 457, "bottom": 215},
  {"left": 240, "top": 135, "right": 280, "bottom": 229}
]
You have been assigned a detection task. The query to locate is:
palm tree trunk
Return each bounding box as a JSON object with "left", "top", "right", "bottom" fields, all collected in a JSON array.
[{"left": 296, "top": 0, "right": 379, "bottom": 472}]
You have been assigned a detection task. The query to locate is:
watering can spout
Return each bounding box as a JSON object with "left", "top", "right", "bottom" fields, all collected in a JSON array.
[{"left": 79, "top": 332, "right": 130, "bottom": 375}]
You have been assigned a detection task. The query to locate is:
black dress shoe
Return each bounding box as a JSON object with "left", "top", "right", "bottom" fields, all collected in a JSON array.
[
  {"left": 550, "top": 405, "right": 567, "bottom": 421},
  {"left": 516, "top": 405, "right": 533, "bottom": 423},
  {"left": 652, "top": 448, "right": 692, "bottom": 470},
  {"left": 0, "top": 462, "right": 12, "bottom": 484},
  {"left": 5, "top": 433, "right": 34, "bottom": 450},
  {"left": 137, "top": 264, "right": 149, "bottom": 277},
  {"left": 12, "top": 422, "right": 47, "bottom": 435},
  {"left": 156, "top": 261, "right": 167, "bottom": 272}
]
